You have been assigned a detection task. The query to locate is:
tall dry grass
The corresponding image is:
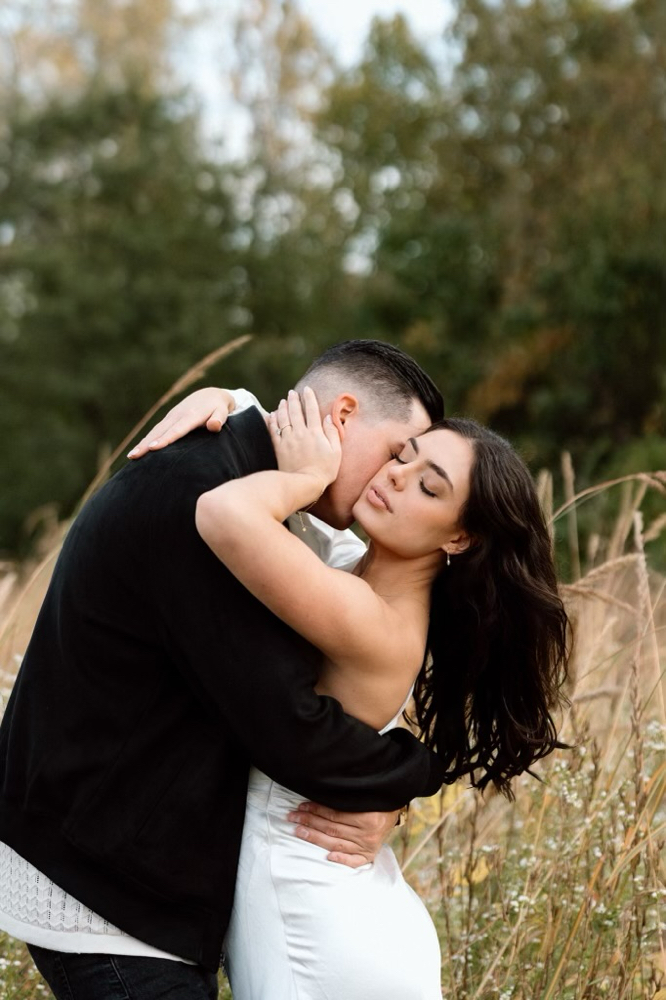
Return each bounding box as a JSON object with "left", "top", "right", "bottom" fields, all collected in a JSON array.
[
  {"left": 0, "top": 344, "right": 663, "bottom": 998},
  {"left": 396, "top": 472, "right": 666, "bottom": 999}
]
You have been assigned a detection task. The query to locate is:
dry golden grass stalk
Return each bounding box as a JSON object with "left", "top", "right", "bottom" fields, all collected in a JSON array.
[
  {"left": 78, "top": 335, "right": 252, "bottom": 508},
  {"left": 645, "top": 513, "right": 666, "bottom": 544},
  {"left": 541, "top": 855, "right": 607, "bottom": 1000},
  {"left": 634, "top": 512, "right": 666, "bottom": 724},
  {"left": 537, "top": 469, "right": 554, "bottom": 547},
  {"left": 0, "top": 335, "right": 252, "bottom": 665},
  {"left": 562, "top": 583, "right": 639, "bottom": 618},
  {"left": 551, "top": 471, "right": 666, "bottom": 523},
  {"left": 562, "top": 451, "right": 581, "bottom": 579},
  {"left": 399, "top": 457, "right": 665, "bottom": 999}
]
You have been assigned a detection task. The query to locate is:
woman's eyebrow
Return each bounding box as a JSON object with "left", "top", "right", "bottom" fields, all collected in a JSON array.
[{"left": 408, "top": 438, "right": 453, "bottom": 489}]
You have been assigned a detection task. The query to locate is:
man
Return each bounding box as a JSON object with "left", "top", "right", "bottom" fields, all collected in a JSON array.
[{"left": 0, "top": 340, "right": 445, "bottom": 999}]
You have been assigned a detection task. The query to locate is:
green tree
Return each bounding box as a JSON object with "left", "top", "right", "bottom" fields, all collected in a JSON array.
[
  {"left": 313, "top": 0, "right": 665, "bottom": 474},
  {"left": 0, "top": 0, "right": 185, "bottom": 108},
  {"left": 447, "top": 0, "right": 665, "bottom": 466},
  {"left": 1, "top": 0, "right": 664, "bottom": 558},
  {"left": 314, "top": 14, "right": 502, "bottom": 407},
  {"left": 0, "top": 86, "right": 241, "bottom": 553},
  {"left": 216, "top": 0, "right": 359, "bottom": 396}
]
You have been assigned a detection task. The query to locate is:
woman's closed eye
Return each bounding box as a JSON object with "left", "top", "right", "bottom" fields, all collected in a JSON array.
[{"left": 390, "top": 451, "right": 437, "bottom": 497}]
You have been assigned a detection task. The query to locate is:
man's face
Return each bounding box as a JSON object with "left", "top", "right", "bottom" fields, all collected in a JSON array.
[{"left": 311, "top": 398, "right": 432, "bottom": 529}]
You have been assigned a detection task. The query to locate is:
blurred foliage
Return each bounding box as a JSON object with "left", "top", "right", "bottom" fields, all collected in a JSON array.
[
  {"left": 0, "top": 87, "right": 248, "bottom": 551},
  {"left": 0, "top": 0, "right": 664, "bottom": 557}
]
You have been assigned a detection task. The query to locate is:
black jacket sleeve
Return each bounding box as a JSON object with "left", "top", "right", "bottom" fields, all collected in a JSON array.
[{"left": 143, "top": 409, "right": 445, "bottom": 810}]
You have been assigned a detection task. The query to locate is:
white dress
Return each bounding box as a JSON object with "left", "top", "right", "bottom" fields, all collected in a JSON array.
[{"left": 224, "top": 702, "right": 443, "bottom": 1000}]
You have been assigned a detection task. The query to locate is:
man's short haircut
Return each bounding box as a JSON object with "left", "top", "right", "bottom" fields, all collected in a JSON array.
[{"left": 296, "top": 340, "right": 444, "bottom": 423}]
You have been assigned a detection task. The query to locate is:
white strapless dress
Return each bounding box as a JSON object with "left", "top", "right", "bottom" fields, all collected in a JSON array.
[{"left": 224, "top": 703, "right": 443, "bottom": 999}]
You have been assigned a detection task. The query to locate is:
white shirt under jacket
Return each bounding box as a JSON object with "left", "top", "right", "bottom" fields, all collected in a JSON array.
[{"left": 0, "top": 389, "right": 365, "bottom": 962}]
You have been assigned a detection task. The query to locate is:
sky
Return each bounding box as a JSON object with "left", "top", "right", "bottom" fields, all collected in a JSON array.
[
  {"left": 298, "top": 0, "right": 452, "bottom": 64},
  {"left": 181, "top": 0, "right": 453, "bottom": 155}
]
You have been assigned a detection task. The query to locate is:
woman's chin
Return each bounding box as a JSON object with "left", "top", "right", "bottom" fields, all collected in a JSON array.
[{"left": 351, "top": 500, "right": 370, "bottom": 535}]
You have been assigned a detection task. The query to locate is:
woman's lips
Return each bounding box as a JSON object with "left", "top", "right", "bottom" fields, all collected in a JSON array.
[{"left": 367, "top": 486, "right": 391, "bottom": 512}]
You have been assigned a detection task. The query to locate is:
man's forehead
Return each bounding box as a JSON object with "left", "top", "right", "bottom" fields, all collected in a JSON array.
[
  {"left": 376, "top": 422, "right": 428, "bottom": 453},
  {"left": 390, "top": 400, "right": 431, "bottom": 437},
  {"left": 409, "top": 399, "right": 432, "bottom": 432}
]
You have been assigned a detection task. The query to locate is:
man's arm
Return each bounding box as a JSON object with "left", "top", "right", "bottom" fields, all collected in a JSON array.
[{"left": 129, "top": 393, "right": 419, "bottom": 860}]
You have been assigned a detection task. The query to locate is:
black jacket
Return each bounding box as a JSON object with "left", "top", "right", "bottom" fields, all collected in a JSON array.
[{"left": 0, "top": 407, "right": 444, "bottom": 970}]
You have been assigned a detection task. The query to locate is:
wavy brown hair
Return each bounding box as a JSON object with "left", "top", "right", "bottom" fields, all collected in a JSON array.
[{"left": 411, "top": 418, "right": 570, "bottom": 798}]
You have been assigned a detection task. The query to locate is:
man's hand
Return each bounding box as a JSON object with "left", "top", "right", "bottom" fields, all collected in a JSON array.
[
  {"left": 127, "top": 388, "right": 235, "bottom": 458},
  {"left": 287, "top": 801, "right": 401, "bottom": 868}
]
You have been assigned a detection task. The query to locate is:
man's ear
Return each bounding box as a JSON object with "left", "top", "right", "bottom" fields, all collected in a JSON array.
[{"left": 329, "top": 394, "right": 360, "bottom": 439}]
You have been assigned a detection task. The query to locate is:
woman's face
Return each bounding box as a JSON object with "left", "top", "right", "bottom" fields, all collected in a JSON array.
[{"left": 352, "top": 428, "right": 475, "bottom": 559}]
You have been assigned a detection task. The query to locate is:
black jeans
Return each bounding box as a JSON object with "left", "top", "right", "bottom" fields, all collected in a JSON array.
[{"left": 27, "top": 945, "right": 219, "bottom": 1000}]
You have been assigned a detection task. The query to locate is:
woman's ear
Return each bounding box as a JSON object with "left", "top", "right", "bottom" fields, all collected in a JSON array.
[{"left": 443, "top": 531, "right": 474, "bottom": 557}]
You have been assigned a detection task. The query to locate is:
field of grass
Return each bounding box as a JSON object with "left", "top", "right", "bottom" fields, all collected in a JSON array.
[
  {"left": 395, "top": 472, "right": 666, "bottom": 999},
  {"left": 0, "top": 462, "right": 663, "bottom": 999}
]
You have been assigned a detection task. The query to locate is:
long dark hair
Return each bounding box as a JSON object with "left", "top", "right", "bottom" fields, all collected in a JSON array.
[{"left": 411, "top": 418, "right": 570, "bottom": 798}]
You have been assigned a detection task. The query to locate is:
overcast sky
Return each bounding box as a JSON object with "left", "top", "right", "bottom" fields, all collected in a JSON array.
[
  {"left": 181, "top": 0, "right": 453, "bottom": 154},
  {"left": 298, "top": 0, "right": 452, "bottom": 64}
]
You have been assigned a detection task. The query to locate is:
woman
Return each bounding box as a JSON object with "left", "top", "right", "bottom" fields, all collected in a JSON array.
[{"left": 137, "top": 386, "right": 569, "bottom": 999}]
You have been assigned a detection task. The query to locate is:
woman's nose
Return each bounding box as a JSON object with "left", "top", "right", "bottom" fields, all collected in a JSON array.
[{"left": 388, "top": 463, "right": 406, "bottom": 490}]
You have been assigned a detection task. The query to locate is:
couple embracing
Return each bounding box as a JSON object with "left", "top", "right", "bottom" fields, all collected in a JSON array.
[{"left": 0, "top": 340, "right": 569, "bottom": 999}]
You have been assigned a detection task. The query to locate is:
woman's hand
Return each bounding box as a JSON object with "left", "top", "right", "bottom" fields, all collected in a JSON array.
[
  {"left": 287, "top": 802, "right": 402, "bottom": 868},
  {"left": 127, "top": 388, "right": 235, "bottom": 458},
  {"left": 268, "top": 388, "right": 341, "bottom": 494}
]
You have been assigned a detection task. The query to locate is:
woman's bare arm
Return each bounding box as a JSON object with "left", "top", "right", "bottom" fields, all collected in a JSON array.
[
  {"left": 195, "top": 390, "right": 416, "bottom": 696},
  {"left": 128, "top": 387, "right": 242, "bottom": 458}
]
